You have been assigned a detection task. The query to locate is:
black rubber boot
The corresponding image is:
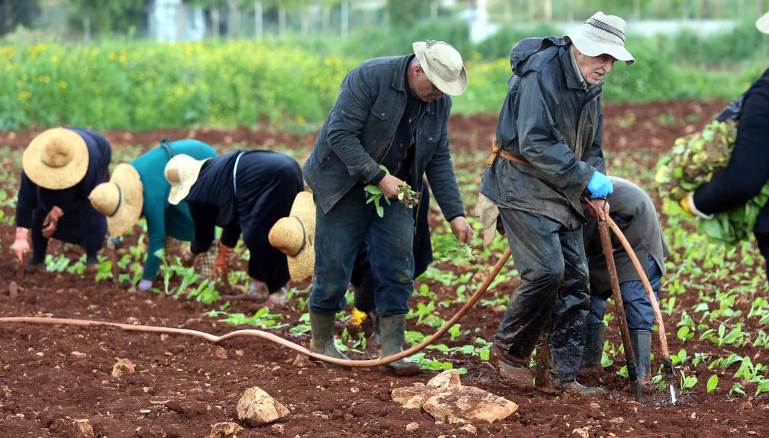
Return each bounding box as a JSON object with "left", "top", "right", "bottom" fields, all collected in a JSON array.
[
  {"left": 630, "top": 330, "right": 652, "bottom": 380},
  {"left": 581, "top": 323, "right": 605, "bottom": 370},
  {"left": 379, "top": 314, "right": 420, "bottom": 376},
  {"left": 309, "top": 311, "right": 349, "bottom": 363}
]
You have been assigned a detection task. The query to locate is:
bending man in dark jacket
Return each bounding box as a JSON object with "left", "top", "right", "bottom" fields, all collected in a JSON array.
[
  {"left": 680, "top": 14, "right": 769, "bottom": 278},
  {"left": 12, "top": 128, "right": 111, "bottom": 270},
  {"left": 480, "top": 12, "right": 634, "bottom": 395},
  {"left": 302, "top": 41, "right": 472, "bottom": 376},
  {"left": 165, "top": 150, "right": 303, "bottom": 303}
]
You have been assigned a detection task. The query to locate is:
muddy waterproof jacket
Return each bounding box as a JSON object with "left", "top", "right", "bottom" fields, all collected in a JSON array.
[
  {"left": 480, "top": 37, "right": 605, "bottom": 227},
  {"left": 303, "top": 55, "right": 464, "bottom": 220}
]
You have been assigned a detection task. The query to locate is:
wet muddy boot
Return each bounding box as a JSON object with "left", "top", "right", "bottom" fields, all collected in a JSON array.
[
  {"left": 493, "top": 346, "right": 535, "bottom": 390},
  {"left": 579, "top": 323, "right": 605, "bottom": 381},
  {"left": 630, "top": 330, "right": 653, "bottom": 391},
  {"left": 309, "top": 311, "right": 349, "bottom": 365},
  {"left": 379, "top": 314, "right": 420, "bottom": 376},
  {"left": 558, "top": 381, "right": 607, "bottom": 397}
]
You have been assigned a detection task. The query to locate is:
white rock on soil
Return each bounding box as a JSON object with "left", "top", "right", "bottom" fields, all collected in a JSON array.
[
  {"left": 236, "top": 386, "right": 290, "bottom": 426},
  {"left": 460, "top": 424, "right": 477, "bottom": 434},
  {"left": 207, "top": 422, "right": 244, "bottom": 438},
  {"left": 426, "top": 369, "right": 462, "bottom": 388},
  {"left": 405, "top": 422, "right": 420, "bottom": 432},
  {"left": 71, "top": 419, "right": 95, "bottom": 438},
  {"left": 111, "top": 358, "right": 135, "bottom": 378},
  {"left": 422, "top": 385, "right": 517, "bottom": 424},
  {"left": 391, "top": 369, "right": 518, "bottom": 424}
]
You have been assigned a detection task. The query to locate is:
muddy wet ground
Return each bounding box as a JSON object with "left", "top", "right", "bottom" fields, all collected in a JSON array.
[{"left": 3, "top": 99, "right": 768, "bottom": 437}]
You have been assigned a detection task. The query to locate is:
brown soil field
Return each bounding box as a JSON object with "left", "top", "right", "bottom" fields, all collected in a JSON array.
[{"left": 4, "top": 99, "right": 768, "bottom": 437}]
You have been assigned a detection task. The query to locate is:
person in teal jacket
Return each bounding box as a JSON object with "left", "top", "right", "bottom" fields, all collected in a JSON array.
[{"left": 89, "top": 140, "right": 217, "bottom": 291}]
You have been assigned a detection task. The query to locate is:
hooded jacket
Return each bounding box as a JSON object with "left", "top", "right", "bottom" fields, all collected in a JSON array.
[{"left": 481, "top": 37, "right": 605, "bottom": 227}]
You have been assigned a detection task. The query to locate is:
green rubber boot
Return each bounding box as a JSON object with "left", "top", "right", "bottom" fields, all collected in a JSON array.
[
  {"left": 379, "top": 314, "right": 421, "bottom": 376},
  {"left": 309, "top": 311, "right": 349, "bottom": 363}
]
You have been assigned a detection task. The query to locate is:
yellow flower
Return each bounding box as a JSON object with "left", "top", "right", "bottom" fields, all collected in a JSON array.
[
  {"left": 16, "top": 90, "right": 32, "bottom": 101},
  {"left": 58, "top": 80, "right": 68, "bottom": 89}
]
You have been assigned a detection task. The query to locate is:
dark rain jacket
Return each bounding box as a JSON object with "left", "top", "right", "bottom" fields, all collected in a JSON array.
[
  {"left": 303, "top": 55, "right": 465, "bottom": 221},
  {"left": 480, "top": 37, "right": 605, "bottom": 227}
]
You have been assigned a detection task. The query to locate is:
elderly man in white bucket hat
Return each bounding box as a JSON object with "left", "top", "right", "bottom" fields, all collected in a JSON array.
[
  {"left": 479, "top": 11, "right": 633, "bottom": 396},
  {"left": 302, "top": 41, "right": 472, "bottom": 376},
  {"left": 678, "top": 11, "right": 769, "bottom": 280},
  {"left": 12, "top": 128, "right": 112, "bottom": 271}
]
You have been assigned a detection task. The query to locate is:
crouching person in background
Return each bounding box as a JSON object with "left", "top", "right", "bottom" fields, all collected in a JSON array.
[
  {"left": 580, "top": 176, "right": 667, "bottom": 387},
  {"left": 12, "top": 128, "right": 111, "bottom": 271},
  {"left": 89, "top": 139, "right": 217, "bottom": 291},
  {"left": 165, "top": 150, "right": 303, "bottom": 306}
]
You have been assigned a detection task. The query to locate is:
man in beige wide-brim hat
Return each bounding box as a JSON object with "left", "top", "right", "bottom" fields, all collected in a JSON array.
[
  {"left": 12, "top": 128, "right": 112, "bottom": 271},
  {"left": 480, "top": 11, "right": 633, "bottom": 396},
  {"left": 301, "top": 40, "right": 472, "bottom": 376},
  {"left": 268, "top": 191, "right": 315, "bottom": 282}
]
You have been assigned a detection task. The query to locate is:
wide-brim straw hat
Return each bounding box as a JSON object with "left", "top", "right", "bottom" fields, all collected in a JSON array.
[
  {"left": 268, "top": 191, "right": 316, "bottom": 282},
  {"left": 566, "top": 11, "right": 635, "bottom": 64},
  {"left": 22, "top": 127, "right": 89, "bottom": 190},
  {"left": 757, "top": 11, "right": 769, "bottom": 34},
  {"left": 88, "top": 163, "right": 143, "bottom": 237},
  {"left": 412, "top": 40, "right": 468, "bottom": 96},
  {"left": 165, "top": 154, "right": 211, "bottom": 205}
]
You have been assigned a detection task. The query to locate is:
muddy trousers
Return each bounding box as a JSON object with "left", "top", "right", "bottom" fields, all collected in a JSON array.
[{"left": 493, "top": 208, "right": 590, "bottom": 386}]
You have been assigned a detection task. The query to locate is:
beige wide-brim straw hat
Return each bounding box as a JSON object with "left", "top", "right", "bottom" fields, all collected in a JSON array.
[
  {"left": 268, "top": 191, "right": 316, "bottom": 282},
  {"left": 165, "top": 154, "right": 211, "bottom": 205},
  {"left": 412, "top": 40, "right": 468, "bottom": 96},
  {"left": 22, "top": 127, "right": 89, "bottom": 190},
  {"left": 88, "top": 163, "right": 144, "bottom": 237},
  {"left": 566, "top": 11, "right": 635, "bottom": 65},
  {"left": 757, "top": 11, "right": 769, "bottom": 34}
]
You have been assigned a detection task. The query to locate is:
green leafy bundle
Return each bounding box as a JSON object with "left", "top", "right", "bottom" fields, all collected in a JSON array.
[
  {"left": 364, "top": 165, "right": 420, "bottom": 217},
  {"left": 655, "top": 120, "right": 769, "bottom": 243}
]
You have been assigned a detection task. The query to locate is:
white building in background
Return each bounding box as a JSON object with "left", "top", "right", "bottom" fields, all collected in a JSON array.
[{"left": 149, "top": 0, "right": 205, "bottom": 42}]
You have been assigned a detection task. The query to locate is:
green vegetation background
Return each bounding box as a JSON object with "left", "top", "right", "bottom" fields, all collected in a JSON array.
[{"left": 1, "top": 19, "right": 767, "bottom": 130}]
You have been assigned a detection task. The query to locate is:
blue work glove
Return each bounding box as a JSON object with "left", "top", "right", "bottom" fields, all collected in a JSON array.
[
  {"left": 137, "top": 279, "right": 153, "bottom": 292},
  {"left": 586, "top": 171, "right": 613, "bottom": 198}
]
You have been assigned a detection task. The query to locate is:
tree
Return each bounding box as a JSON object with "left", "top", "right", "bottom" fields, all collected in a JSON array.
[
  {"left": 0, "top": 0, "right": 41, "bottom": 36},
  {"left": 67, "top": 0, "right": 149, "bottom": 36},
  {"left": 386, "top": 0, "right": 429, "bottom": 28}
]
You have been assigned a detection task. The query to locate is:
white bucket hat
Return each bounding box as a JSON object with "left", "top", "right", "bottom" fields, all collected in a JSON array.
[
  {"left": 566, "top": 11, "right": 634, "bottom": 65},
  {"left": 164, "top": 154, "right": 211, "bottom": 205},
  {"left": 757, "top": 11, "right": 769, "bottom": 34},
  {"left": 412, "top": 40, "right": 468, "bottom": 96}
]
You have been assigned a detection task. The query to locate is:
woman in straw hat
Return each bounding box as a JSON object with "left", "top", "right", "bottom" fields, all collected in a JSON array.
[
  {"left": 165, "top": 149, "right": 303, "bottom": 303},
  {"left": 12, "top": 128, "right": 111, "bottom": 271},
  {"left": 680, "top": 12, "right": 769, "bottom": 280},
  {"left": 89, "top": 139, "right": 217, "bottom": 291}
]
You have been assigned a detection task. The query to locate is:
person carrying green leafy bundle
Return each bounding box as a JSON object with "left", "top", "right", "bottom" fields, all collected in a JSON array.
[{"left": 679, "top": 12, "right": 769, "bottom": 278}]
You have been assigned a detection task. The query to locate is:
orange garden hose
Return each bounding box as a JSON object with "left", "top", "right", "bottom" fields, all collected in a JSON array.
[{"left": 0, "top": 248, "right": 513, "bottom": 368}]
